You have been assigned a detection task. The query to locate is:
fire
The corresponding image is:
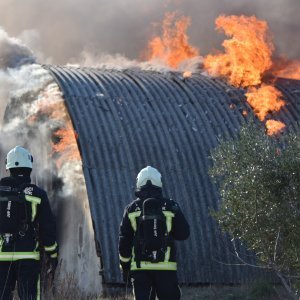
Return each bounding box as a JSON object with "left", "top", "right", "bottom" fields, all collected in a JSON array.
[
  {"left": 202, "top": 14, "right": 289, "bottom": 135},
  {"left": 145, "top": 11, "right": 199, "bottom": 68},
  {"left": 274, "top": 60, "right": 300, "bottom": 80},
  {"left": 183, "top": 71, "right": 192, "bottom": 78},
  {"left": 52, "top": 122, "right": 81, "bottom": 168},
  {"left": 266, "top": 120, "right": 286, "bottom": 136},
  {"left": 245, "top": 84, "right": 285, "bottom": 121},
  {"left": 204, "top": 15, "right": 274, "bottom": 87},
  {"left": 28, "top": 83, "right": 81, "bottom": 167}
]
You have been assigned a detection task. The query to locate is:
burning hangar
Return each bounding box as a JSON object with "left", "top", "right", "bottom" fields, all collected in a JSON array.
[{"left": 37, "top": 65, "right": 299, "bottom": 290}]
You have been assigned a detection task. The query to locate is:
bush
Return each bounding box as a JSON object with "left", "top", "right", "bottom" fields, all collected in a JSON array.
[{"left": 209, "top": 122, "right": 300, "bottom": 299}]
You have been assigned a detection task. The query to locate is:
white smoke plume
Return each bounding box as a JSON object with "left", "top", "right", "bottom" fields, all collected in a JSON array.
[
  {"left": 0, "top": 0, "right": 298, "bottom": 66},
  {"left": 0, "top": 27, "right": 101, "bottom": 295}
]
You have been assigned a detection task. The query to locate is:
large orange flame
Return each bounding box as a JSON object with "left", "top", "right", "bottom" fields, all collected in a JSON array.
[
  {"left": 52, "top": 123, "right": 81, "bottom": 168},
  {"left": 202, "top": 15, "right": 287, "bottom": 135},
  {"left": 245, "top": 84, "right": 285, "bottom": 121},
  {"left": 204, "top": 15, "right": 274, "bottom": 87},
  {"left": 145, "top": 11, "right": 199, "bottom": 68}
]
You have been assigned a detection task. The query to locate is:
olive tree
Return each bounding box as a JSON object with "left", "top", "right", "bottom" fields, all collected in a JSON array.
[{"left": 209, "top": 123, "right": 300, "bottom": 299}]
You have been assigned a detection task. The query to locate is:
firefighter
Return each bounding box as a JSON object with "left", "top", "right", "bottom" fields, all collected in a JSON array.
[
  {"left": 119, "top": 166, "right": 190, "bottom": 300},
  {"left": 0, "top": 146, "right": 58, "bottom": 300}
]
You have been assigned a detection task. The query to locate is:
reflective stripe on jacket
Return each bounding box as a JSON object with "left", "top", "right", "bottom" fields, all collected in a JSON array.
[
  {"left": 0, "top": 251, "right": 40, "bottom": 261},
  {"left": 119, "top": 193, "right": 190, "bottom": 272},
  {"left": 0, "top": 176, "right": 58, "bottom": 261}
]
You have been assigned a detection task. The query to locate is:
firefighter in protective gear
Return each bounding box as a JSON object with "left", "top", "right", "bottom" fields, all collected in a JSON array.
[
  {"left": 0, "top": 146, "right": 58, "bottom": 300},
  {"left": 119, "top": 166, "right": 190, "bottom": 300}
]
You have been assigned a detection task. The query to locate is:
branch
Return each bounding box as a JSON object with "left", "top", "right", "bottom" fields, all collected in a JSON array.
[
  {"left": 212, "top": 257, "right": 268, "bottom": 268},
  {"left": 273, "top": 269, "right": 299, "bottom": 300},
  {"left": 230, "top": 238, "right": 270, "bottom": 270},
  {"left": 273, "top": 227, "right": 281, "bottom": 263}
]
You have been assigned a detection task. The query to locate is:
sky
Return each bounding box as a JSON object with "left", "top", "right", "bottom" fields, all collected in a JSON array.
[{"left": 0, "top": 0, "right": 299, "bottom": 65}]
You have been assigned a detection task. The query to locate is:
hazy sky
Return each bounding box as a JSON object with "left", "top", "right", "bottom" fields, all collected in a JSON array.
[{"left": 0, "top": 0, "right": 298, "bottom": 64}]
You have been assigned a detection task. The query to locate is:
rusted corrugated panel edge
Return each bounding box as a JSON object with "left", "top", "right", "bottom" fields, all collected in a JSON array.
[{"left": 43, "top": 65, "right": 300, "bottom": 284}]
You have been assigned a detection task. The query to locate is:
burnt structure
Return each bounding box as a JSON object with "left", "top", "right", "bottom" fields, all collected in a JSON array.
[{"left": 44, "top": 65, "right": 300, "bottom": 284}]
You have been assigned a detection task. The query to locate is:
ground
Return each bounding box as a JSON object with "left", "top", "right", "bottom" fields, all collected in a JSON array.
[{"left": 97, "top": 283, "right": 289, "bottom": 300}]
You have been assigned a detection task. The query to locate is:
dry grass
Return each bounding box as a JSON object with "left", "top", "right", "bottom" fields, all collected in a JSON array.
[{"left": 40, "top": 279, "right": 291, "bottom": 300}]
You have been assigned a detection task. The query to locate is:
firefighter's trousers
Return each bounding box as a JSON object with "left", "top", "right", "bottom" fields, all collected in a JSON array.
[
  {"left": 131, "top": 270, "right": 181, "bottom": 300},
  {"left": 0, "top": 259, "right": 40, "bottom": 300}
]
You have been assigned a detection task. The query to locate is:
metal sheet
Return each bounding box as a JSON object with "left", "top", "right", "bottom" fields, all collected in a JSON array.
[{"left": 44, "top": 65, "right": 300, "bottom": 284}]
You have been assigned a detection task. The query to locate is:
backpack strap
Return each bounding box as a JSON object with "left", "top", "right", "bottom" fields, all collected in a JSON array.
[
  {"left": 0, "top": 184, "right": 29, "bottom": 238},
  {"left": 134, "top": 211, "right": 143, "bottom": 269},
  {"left": 16, "top": 183, "right": 40, "bottom": 235}
]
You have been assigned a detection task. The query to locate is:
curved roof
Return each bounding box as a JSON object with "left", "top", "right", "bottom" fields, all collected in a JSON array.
[{"left": 44, "top": 65, "right": 300, "bottom": 284}]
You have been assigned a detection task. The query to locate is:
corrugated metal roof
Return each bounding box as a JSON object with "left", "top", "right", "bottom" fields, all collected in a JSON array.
[{"left": 44, "top": 65, "right": 300, "bottom": 284}]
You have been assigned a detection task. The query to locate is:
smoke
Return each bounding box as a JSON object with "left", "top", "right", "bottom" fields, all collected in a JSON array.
[
  {"left": 0, "top": 26, "right": 101, "bottom": 295},
  {"left": 0, "top": 0, "right": 298, "bottom": 65},
  {"left": 0, "top": 28, "right": 35, "bottom": 69}
]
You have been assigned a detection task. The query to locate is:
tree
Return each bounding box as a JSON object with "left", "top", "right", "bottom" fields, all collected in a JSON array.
[{"left": 209, "top": 122, "right": 300, "bottom": 299}]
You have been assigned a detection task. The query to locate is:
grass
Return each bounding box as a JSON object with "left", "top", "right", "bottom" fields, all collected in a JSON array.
[{"left": 40, "top": 280, "right": 291, "bottom": 300}]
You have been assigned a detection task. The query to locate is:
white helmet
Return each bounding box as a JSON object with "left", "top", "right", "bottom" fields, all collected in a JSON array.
[
  {"left": 136, "top": 166, "right": 162, "bottom": 189},
  {"left": 6, "top": 146, "right": 33, "bottom": 170}
]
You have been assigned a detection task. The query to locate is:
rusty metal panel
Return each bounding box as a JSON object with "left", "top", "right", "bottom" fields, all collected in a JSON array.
[{"left": 44, "top": 65, "right": 300, "bottom": 284}]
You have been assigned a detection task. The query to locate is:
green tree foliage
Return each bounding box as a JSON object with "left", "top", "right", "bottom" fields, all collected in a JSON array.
[{"left": 209, "top": 122, "right": 300, "bottom": 299}]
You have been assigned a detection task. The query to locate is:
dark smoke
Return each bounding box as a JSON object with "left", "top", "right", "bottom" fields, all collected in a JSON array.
[
  {"left": 0, "top": 28, "right": 35, "bottom": 69},
  {"left": 0, "top": 0, "right": 298, "bottom": 65}
]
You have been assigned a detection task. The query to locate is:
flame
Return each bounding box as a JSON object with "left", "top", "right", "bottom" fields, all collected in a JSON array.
[
  {"left": 52, "top": 122, "right": 81, "bottom": 168},
  {"left": 183, "top": 71, "right": 192, "bottom": 78},
  {"left": 28, "top": 83, "right": 81, "bottom": 167},
  {"left": 245, "top": 84, "right": 285, "bottom": 121},
  {"left": 266, "top": 120, "right": 286, "bottom": 136},
  {"left": 274, "top": 60, "right": 300, "bottom": 80},
  {"left": 204, "top": 15, "right": 274, "bottom": 87},
  {"left": 145, "top": 11, "right": 199, "bottom": 68},
  {"left": 202, "top": 15, "right": 288, "bottom": 135}
]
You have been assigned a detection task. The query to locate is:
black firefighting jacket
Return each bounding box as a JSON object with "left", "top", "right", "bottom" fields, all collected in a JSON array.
[
  {"left": 0, "top": 176, "right": 58, "bottom": 261},
  {"left": 119, "top": 186, "right": 190, "bottom": 271}
]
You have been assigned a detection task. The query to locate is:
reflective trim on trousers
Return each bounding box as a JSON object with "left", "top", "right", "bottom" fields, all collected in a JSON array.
[{"left": 37, "top": 275, "right": 41, "bottom": 300}]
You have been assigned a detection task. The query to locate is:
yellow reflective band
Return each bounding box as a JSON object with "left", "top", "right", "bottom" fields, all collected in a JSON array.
[
  {"left": 25, "top": 195, "right": 41, "bottom": 221},
  {"left": 128, "top": 211, "right": 141, "bottom": 232},
  {"left": 45, "top": 242, "right": 57, "bottom": 252},
  {"left": 35, "top": 241, "right": 39, "bottom": 251},
  {"left": 119, "top": 254, "right": 131, "bottom": 263},
  {"left": 163, "top": 211, "right": 175, "bottom": 232},
  {"left": 164, "top": 246, "right": 171, "bottom": 262},
  {"left": 131, "top": 261, "right": 177, "bottom": 271},
  {"left": 25, "top": 195, "right": 41, "bottom": 204},
  {"left": 0, "top": 252, "right": 40, "bottom": 261},
  {"left": 0, "top": 238, "right": 3, "bottom": 252},
  {"left": 50, "top": 253, "right": 58, "bottom": 258},
  {"left": 37, "top": 275, "right": 41, "bottom": 300}
]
